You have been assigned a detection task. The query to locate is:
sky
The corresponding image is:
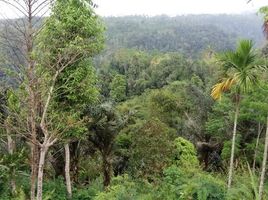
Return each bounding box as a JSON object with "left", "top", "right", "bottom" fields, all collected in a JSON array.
[
  {"left": 94, "top": 0, "right": 268, "bottom": 16},
  {"left": 0, "top": 0, "right": 267, "bottom": 18}
]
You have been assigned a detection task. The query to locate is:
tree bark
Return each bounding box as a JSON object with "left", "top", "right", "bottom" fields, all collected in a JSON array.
[
  {"left": 70, "top": 141, "right": 80, "bottom": 183},
  {"left": 102, "top": 154, "right": 112, "bottom": 187},
  {"left": 30, "top": 142, "right": 39, "bottom": 200},
  {"left": 253, "top": 122, "right": 262, "bottom": 173},
  {"left": 37, "top": 145, "right": 48, "bottom": 200},
  {"left": 0, "top": 1, "right": 52, "bottom": 199},
  {"left": 65, "top": 143, "right": 72, "bottom": 199},
  {"left": 227, "top": 102, "right": 239, "bottom": 190},
  {"left": 26, "top": 3, "right": 38, "bottom": 199},
  {"left": 259, "top": 116, "right": 268, "bottom": 199},
  {"left": 7, "top": 135, "right": 16, "bottom": 194}
]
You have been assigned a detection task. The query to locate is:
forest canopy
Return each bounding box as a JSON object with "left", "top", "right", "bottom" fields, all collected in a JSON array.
[{"left": 1, "top": 1, "right": 268, "bottom": 200}]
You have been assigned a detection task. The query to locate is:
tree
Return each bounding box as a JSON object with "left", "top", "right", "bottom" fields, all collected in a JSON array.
[
  {"left": 211, "top": 39, "right": 260, "bottom": 189},
  {"left": 54, "top": 59, "right": 99, "bottom": 198},
  {"left": 248, "top": 82, "right": 268, "bottom": 199},
  {"left": 128, "top": 118, "right": 176, "bottom": 181},
  {"left": 0, "top": 0, "right": 53, "bottom": 200},
  {"left": 0, "top": 1, "right": 53, "bottom": 198},
  {"left": 0, "top": 90, "right": 16, "bottom": 194},
  {"left": 259, "top": 6, "right": 268, "bottom": 39},
  {"left": 110, "top": 74, "right": 127, "bottom": 102},
  {"left": 32, "top": 0, "right": 104, "bottom": 198},
  {"left": 85, "top": 103, "right": 127, "bottom": 187},
  {"left": 259, "top": 115, "right": 268, "bottom": 199},
  {"left": 258, "top": 7, "right": 268, "bottom": 199}
]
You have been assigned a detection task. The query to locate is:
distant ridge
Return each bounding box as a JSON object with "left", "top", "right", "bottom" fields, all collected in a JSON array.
[{"left": 102, "top": 14, "right": 265, "bottom": 57}]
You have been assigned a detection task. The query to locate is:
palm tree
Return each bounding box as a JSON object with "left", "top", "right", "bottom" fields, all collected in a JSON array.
[{"left": 211, "top": 39, "right": 259, "bottom": 190}]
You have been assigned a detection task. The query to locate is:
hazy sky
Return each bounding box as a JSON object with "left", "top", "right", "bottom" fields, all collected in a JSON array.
[
  {"left": 0, "top": 0, "right": 267, "bottom": 18},
  {"left": 94, "top": 0, "right": 268, "bottom": 16}
]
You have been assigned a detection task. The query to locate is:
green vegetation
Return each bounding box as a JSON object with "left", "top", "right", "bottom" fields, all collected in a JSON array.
[
  {"left": 1, "top": 1, "right": 268, "bottom": 199},
  {"left": 103, "top": 14, "right": 264, "bottom": 57}
]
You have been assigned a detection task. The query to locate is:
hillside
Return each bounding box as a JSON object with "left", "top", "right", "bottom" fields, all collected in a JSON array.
[
  {"left": 1, "top": 3, "right": 268, "bottom": 199},
  {"left": 103, "top": 14, "right": 265, "bottom": 57}
]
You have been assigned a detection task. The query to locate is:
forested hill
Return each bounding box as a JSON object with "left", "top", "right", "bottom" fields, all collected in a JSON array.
[{"left": 103, "top": 14, "right": 265, "bottom": 57}]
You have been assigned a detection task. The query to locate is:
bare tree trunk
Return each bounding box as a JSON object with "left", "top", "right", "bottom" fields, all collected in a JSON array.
[
  {"left": 30, "top": 142, "right": 39, "bottom": 200},
  {"left": 253, "top": 122, "right": 262, "bottom": 173},
  {"left": 27, "top": 2, "right": 38, "bottom": 199},
  {"left": 102, "top": 153, "right": 112, "bottom": 187},
  {"left": 0, "top": 1, "right": 53, "bottom": 199},
  {"left": 227, "top": 102, "right": 239, "bottom": 190},
  {"left": 259, "top": 116, "right": 268, "bottom": 199},
  {"left": 64, "top": 143, "right": 72, "bottom": 199},
  {"left": 37, "top": 145, "right": 48, "bottom": 200},
  {"left": 7, "top": 135, "right": 16, "bottom": 194},
  {"left": 70, "top": 141, "right": 80, "bottom": 184}
]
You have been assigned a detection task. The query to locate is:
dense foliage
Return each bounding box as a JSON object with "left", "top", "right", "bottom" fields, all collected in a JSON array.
[
  {"left": 103, "top": 14, "right": 264, "bottom": 57},
  {"left": 1, "top": 1, "right": 268, "bottom": 200}
]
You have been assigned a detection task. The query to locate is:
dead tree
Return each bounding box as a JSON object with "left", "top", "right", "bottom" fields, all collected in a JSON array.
[{"left": 0, "top": 1, "right": 52, "bottom": 199}]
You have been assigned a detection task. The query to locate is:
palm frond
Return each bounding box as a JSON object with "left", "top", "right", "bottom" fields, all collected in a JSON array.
[
  {"left": 212, "top": 39, "right": 261, "bottom": 99},
  {"left": 220, "top": 40, "right": 256, "bottom": 71},
  {"left": 211, "top": 77, "right": 236, "bottom": 100},
  {"left": 253, "top": 65, "right": 268, "bottom": 72},
  {"left": 217, "top": 51, "right": 239, "bottom": 72},
  {"left": 235, "top": 71, "right": 259, "bottom": 93},
  {"left": 218, "top": 40, "right": 256, "bottom": 73},
  {"left": 237, "top": 40, "right": 256, "bottom": 68},
  {"left": 236, "top": 40, "right": 253, "bottom": 57}
]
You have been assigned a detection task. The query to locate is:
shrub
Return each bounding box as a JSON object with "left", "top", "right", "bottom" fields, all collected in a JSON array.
[
  {"left": 72, "top": 178, "right": 103, "bottom": 200},
  {"left": 94, "top": 175, "right": 154, "bottom": 200},
  {"left": 158, "top": 165, "right": 226, "bottom": 200},
  {"left": 173, "top": 137, "right": 199, "bottom": 168}
]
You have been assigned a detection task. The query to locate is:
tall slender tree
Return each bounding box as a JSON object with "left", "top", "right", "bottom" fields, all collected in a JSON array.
[
  {"left": 0, "top": 0, "right": 104, "bottom": 199},
  {"left": 211, "top": 39, "right": 260, "bottom": 189},
  {"left": 258, "top": 7, "right": 268, "bottom": 199},
  {"left": 0, "top": 1, "right": 52, "bottom": 199},
  {"left": 259, "top": 115, "right": 268, "bottom": 199},
  {"left": 54, "top": 59, "right": 100, "bottom": 198},
  {"left": 34, "top": 0, "right": 104, "bottom": 198}
]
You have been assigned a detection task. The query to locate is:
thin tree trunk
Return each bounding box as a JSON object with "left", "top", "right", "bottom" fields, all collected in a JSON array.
[
  {"left": 28, "top": 8, "right": 38, "bottom": 199},
  {"left": 259, "top": 116, "right": 268, "bottom": 199},
  {"left": 253, "top": 122, "right": 262, "bottom": 173},
  {"left": 70, "top": 141, "right": 80, "bottom": 183},
  {"left": 7, "top": 135, "right": 16, "bottom": 194},
  {"left": 227, "top": 102, "right": 239, "bottom": 190},
  {"left": 7, "top": 135, "right": 14, "bottom": 154},
  {"left": 102, "top": 154, "right": 112, "bottom": 187},
  {"left": 30, "top": 143, "right": 39, "bottom": 200},
  {"left": 37, "top": 145, "right": 48, "bottom": 200},
  {"left": 64, "top": 143, "right": 72, "bottom": 199}
]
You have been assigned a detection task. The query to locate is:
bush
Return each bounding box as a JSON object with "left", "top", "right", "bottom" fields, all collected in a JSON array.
[
  {"left": 158, "top": 165, "right": 226, "bottom": 200},
  {"left": 128, "top": 119, "right": 175, "bottom": 181},
  {"left": 42, "top": 177, "right": 67, "bottom": 200},
  {"left": 72, "top": 178, "right": 104, "bottom": 200},
  {"left": 227, "top": 169, "right": 262, "bottom": 200},
  {"left": 94, "top": 175, "right": 154, "bottom": 200},
  {"left": 172, "top": 137, "right": 199, "bottom": 168}
]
